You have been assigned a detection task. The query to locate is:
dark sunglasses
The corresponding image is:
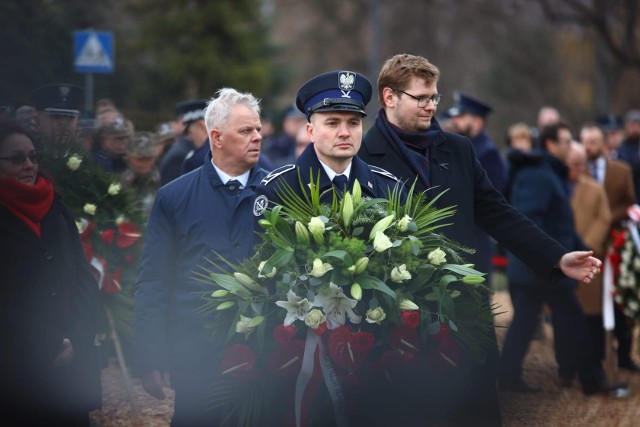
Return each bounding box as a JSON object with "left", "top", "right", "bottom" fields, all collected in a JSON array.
[{"left": 0, "top": 152, "right": 41, "bottom": 165}]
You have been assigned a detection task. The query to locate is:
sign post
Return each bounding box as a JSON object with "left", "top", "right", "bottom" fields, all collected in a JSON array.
[{"left": 73, "top": 30, "right": 115, "bottom": 115}]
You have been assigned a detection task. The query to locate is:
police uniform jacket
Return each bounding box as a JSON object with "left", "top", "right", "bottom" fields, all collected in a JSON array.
[
  {"left": 256, "top": 143, "right": 401, "bottom": 209},
  {"left": 134, "top": 152, "right": 267, "bottom": 376},
  {"left": 360, "top": 114, "right": 567, "bottom": 282},
  {"left": 0, "top": 194, "right": 101, "bottom": 421}
]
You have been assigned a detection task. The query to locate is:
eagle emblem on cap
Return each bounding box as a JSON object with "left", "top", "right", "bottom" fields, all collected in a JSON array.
[
  {"left": 338, "top": 71, "right": 355, "bottom": 97},
  {"left": 59, "top": 85, "right": 71, "bottom": 101}
]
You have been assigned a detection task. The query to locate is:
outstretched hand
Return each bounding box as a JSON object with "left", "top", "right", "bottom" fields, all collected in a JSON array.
[{"left": 559, "top": 251, "right": 602, "bottom": 284}]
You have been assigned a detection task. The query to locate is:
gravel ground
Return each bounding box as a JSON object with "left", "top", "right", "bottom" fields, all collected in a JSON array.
[{"left": 91, "top": 289, "right": 640, "bottom": 426}]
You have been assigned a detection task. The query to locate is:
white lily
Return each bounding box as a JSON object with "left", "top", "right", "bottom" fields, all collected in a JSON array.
[
  {"left": 373, "top": 231, "right": 393, "bottom": 253},
  {"left": 313, "top": 283, "right": 362, "bottom": 329},
  {"left": 275, "top": 290, "right": 313, "bottom": 326},
  {"left": 258, "top": 261, "right": 277, "bottom": 278},
  {"left": 308, "top": 216, "right": 325, "bottom": 244},
  {"left": 397, "top": 215, "right": 412, "bottom": 232},
  {"left": 309, "top": 258, "right": 333, "bottom": 278}
]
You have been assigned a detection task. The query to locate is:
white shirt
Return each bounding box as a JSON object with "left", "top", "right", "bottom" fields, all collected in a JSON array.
[
  {"left": 589, "top": 156, "right": 606, "bottom": 184},
  {"left": 212, "top": 160, "right": 250, "bottom": 188},
  {"left": 318, "top": 159, "right": 352, "bottom": 182}
]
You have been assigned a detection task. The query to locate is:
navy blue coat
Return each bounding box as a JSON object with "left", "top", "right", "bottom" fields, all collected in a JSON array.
[
  {"left": 134, "top": 154, "right": 267, "bottom": 374},
  {"left": 255, "top": 143, "right": 401, "bottom": 210},
  {"left": 360, "top": 115, "right": 567, "bottom": 282},
  {"left": 506, "top": 150, "right": 586, "bottom": 287}
]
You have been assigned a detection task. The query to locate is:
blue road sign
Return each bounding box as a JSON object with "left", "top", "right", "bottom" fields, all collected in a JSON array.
[{"left": 74, "top": 31, "right": 114, "bottom": 74}]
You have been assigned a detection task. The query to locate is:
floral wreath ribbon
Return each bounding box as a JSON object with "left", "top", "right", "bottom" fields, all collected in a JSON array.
[
  {"left": 604, "top": 204, "right": 640, "bottom": 330},
  {"left": 295, "top": 330, "right": 349, "bottom": 427}
]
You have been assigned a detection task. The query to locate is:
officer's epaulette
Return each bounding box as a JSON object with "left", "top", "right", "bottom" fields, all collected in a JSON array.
[
  {"left": 260, "top": 164, "right": 296, "bottom": 185},
  {"left": 369, "top": 165, "right": 398, "bottom": 182}
]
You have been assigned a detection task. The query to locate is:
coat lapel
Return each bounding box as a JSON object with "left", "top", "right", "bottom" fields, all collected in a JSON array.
[{"left": 429, "top": 134, "right": 452, "bottom": 195}]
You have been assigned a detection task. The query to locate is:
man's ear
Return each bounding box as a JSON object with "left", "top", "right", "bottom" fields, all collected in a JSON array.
[
  {"left": 210, "top": 128, "right": 222, "bottom": 148},
  {"left": 306, "top": 122, "right": 314, "bottom": 143},
  {"left": 382, "top": 87, "right": 395, "bottom": 108}
]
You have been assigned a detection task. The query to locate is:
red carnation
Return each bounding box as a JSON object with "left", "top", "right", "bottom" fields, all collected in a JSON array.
[
  {"left": 273, "top": 324, "right": 296, "bottom": 345},
  {"left": 116, "top": 221, "right": 142, "bottom": 248},
  {"left": 351, "top": 331, "right": 375, "bottom": 354},
  {"left": 220, "top": 344, "right": 257, "bottom": 381},
  {"left": 400, "top": 311, "right": 420, "bottom": 329},
  {"left": 100, "top": 229, "right": 115, "bottom": 244}
]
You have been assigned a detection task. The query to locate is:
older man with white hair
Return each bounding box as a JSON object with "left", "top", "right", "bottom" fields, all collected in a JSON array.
[{"left": 135, "top": 88, "right": 267, "bottom": 426}]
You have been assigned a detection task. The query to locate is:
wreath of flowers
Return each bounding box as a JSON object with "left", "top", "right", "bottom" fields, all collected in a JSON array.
[
  {"left": 196, "top": 178, "right": 496, "bottom": 426},
  {"left": 40, "top": 137, "right": 145, "bottom": 339},
  {"left": 609, "top": 223, "right": 640, "bottom": 319}
]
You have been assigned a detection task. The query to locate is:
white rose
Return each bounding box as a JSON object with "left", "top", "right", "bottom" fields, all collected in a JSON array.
[
  {"left": 365, "top": 307, "right": 386, "bottom": 324},
  {"left": 107, "top": 182, "right": 121, "bottom": 196},
  {"left": 390, "top": 264, "right": 412, "bottom": 283},
  {"left": 428, "top": 248, "right": 447, "bottom": 265},
  {"left": 83, "top": 203, "right": 97, "bottom": 216},
  {"left": 305, "top": 309, "right": 326, "bottom": 329},
  {"left": 66, "top": 155, "right": 82, "bottom": 171}
]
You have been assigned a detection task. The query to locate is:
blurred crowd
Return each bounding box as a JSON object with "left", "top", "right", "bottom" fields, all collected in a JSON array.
[
  {"left": 1, "top": 84, "right": 315, "bottom": 219},
  {"left": 2, "top": 80, "right": 640, "bottom": 424}
]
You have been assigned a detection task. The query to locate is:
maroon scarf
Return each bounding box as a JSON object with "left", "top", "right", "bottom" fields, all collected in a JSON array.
[{"left": 0, "top": 176, "right": 54, "bottom": 237}]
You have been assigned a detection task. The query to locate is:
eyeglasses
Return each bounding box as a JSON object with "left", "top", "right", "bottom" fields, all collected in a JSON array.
[
  {"left": 0, "top": 152, "right": 41, "bottom": 165},
  {"left": 394, "top": 89, "right": 442, "bottom": 107}
]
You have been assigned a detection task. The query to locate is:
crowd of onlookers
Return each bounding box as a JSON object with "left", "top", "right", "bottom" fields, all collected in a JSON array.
[{"left": 4, "top": 81, "right": 640, "bottom": 404}]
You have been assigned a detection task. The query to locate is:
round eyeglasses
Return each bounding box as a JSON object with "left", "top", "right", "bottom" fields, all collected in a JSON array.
[{"left": 394, "top": 89, "right": 442, "bottom": 107}]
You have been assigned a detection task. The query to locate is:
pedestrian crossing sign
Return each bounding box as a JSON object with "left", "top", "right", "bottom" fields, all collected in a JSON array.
[{"left": 74, "top": 31, "right": 114, "bottom": 74}]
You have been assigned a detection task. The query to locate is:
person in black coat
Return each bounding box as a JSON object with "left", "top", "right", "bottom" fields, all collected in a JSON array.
[
  {"left": 358, "top": 53, "right": 605, "bottom": 426},
  {"left": 0, "top": 119, "right": 101, "bottom": 426}
]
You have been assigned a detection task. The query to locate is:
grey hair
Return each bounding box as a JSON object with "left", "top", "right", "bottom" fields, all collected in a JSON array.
[{"left": 204, "top": 88, "right": 261, "bottom": 135}]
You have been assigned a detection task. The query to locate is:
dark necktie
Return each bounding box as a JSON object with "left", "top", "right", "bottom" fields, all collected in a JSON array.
[
  {"left": 226, "top": 179, "right": 242, "bottom": 191},
  {"left": 332, "top": 174, "right": 348, "bottom": 194}
]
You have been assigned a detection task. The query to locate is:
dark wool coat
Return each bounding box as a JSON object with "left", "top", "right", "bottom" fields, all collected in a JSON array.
[
  {"left": 359, "top": 115, "right": 567, "bottom": 426},
  {"left": 0, "top": 196, "right": 101, "bottom": 425},
  {"left": 360, "top": 118, "right": 567, "bottom": 278},
  {"left": 506, "top": 150, "right": 586, "bottom": 288}
]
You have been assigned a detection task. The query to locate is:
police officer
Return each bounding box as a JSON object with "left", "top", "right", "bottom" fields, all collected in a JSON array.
[
  {"left": 30, "top": 83, "right": 83, "bottom": 145},
  {"left": 448, "top": 91, "right": 507, "bottom": 279},
  {"left": 254, "top": 70, "right": 401, "bottom": 213}
]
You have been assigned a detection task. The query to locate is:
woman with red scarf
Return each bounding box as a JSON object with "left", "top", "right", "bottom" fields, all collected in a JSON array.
[{"left": 0, "top": 119, "right": 101, "bottom": 426}]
